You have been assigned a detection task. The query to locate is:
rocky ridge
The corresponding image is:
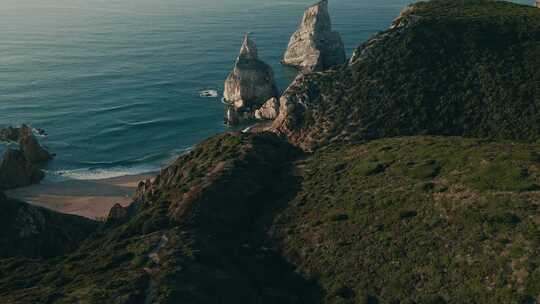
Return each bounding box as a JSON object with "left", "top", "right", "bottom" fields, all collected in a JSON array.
[{"left": 271, "top": 0, "right": 540, "bottom": 151}]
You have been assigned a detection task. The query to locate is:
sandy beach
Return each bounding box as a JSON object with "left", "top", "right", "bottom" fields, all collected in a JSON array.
[{"left": 6, "top": 173, "right": 156, "bottom": 220}]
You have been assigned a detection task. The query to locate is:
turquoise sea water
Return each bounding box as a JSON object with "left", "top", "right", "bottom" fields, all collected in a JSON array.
[{"left": 0, "top": 0, "right": 532, "bottom": 180}]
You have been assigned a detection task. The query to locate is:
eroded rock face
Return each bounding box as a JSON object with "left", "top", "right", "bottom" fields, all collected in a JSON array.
[
  {"left": 255, "top": 97, "right": 279, "bottom": 120},
  {"left": 0, "top": 148, "right": 44, "bottom": 190},
  {"left": 223, "top": 34, "right": 279, "bottom": 125},
  {"left": 106, "top": 203, "right": 130, "bottom": 225},
  {"left": 19, "top": 125, "right": 53, "bottom": 163},
  {"left": 282, "top": 0, "right": 346, "bottom": 73},
  {"left": 0, "top": 127, "right": 20, "bottom": 142}
]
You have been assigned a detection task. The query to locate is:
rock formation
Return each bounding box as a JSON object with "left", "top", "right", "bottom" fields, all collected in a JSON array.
[
  {"left": 0, "top": 125, "right": 53, "bottom": 189},
  {"left": 0, "top": 124, "right": 53, "bottom": 163},
  {"left": 223, "top": 34, "right": 279, "bottom": 125},
  {"left": 282, "top": 0, "right": 346, "bottom": 73},
  {"left": 537, "top": 0, "right": 539, "bottom": 8},
  {"left": 0, "top": 126, "right": 20, "bottom": 142},
  {"left": 0, "top": 148, "right": 44, "bottom": 190},
  {"left": 272, "top": 0, "right": 540, "bottom": 151},
  {"left": 254, "top": 97, "right": 279, "bottom": 120},
  {"left": 106, "top": 203, "right": 130, "bottom": 226},
  {"left": 18, "top": 125, "right": 53, "bottom": 163}
]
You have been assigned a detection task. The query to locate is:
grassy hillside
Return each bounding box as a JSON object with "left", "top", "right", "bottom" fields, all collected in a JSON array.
[
  {"left": 4, "top": 135, "right": 540, "bottom": 303},
  {"left": 0, "top": 133, "right": 321, "bottom": 304},
  {"left": 2, "top": 1, "right": 540, "bottom": 303},
  {"left": 271, "top": 136, "right": 540, "bottom": 303},
  {"left": 272, "top": 0, "right": 540, "bottom": 151},
  {"left": 0, "top": 193, "right": 97, "bottom": 259}
]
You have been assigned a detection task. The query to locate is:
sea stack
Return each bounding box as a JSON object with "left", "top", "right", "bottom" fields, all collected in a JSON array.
[
  {"left": 282, "top": 0, "right": 346, "bottom": 73},
  {"left": 0, "top": 149, "right": 44, "bottom": 190},
  {"left": 223, "top": 34, "right": 279, "bottom": 125},
  {"left": 19, "top": 125, "right": 53, "bottom": 163}
]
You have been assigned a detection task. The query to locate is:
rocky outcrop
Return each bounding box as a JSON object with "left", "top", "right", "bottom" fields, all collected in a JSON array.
[
  {"left": 0, "top": 125, "right": 53, "bottom": 189},
  {"left": 272, "top": 0, "right": 540, "bottom": 151},
  {"left": 0, "top": 126, "right": 20, "bottom": 142},
  {"left": 0, "top": 149, "right": 44, "bottom": 190},
  {"left": 223, "top": 34, "right": 279, "bottom": 125},
  {"left": 282, "top": 0, "right": 346, "bottom": 73},
  {"left": 254, "top": 97, "right": 279, "bottom": 120},
  {"left": 106, "top": 203, "right": 130, "bottom": 225},
  {"left": 0, "top": 124, "right": 53, "bottom": 163},
  {"left": 18, "top": 125, "right": 53, "bottom": 163}
]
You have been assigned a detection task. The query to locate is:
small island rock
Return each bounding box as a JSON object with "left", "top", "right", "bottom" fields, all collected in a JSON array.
[
  {"left": 282, "top": 0, "right": 346, "bottom": 73},
  {"left": 19, "top": 125, "right": 53, "bottom": 163},
  {"left": 0, "top": 148, "right": 44, "bottom": 190},
  {"left": 223, "top": 34, "right": 279, "bottom": 125}
]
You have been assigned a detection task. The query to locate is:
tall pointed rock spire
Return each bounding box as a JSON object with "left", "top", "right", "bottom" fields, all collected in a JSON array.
[
  {"left": 282, "top": 0, "right": 346, "bottom": 72},
  {"left": 238, "top": 33, "right": 258, "bottom": 60},
  {"left": 223, "top": 34, "right": 279, "bottom": 125}
]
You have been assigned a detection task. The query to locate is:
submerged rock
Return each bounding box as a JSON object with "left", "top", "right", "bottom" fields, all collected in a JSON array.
[
  {"left": 223, "top": 34, "right": 279, "bottom": 125},
  {"left": 254, "top": 97, "right": 279, "bottom": 120},
  {"left": 0, "top": 148, "right": 44, "bottom": 190},
  {"left": 282, "top": 0, "right": 346, "bottom": 73}
]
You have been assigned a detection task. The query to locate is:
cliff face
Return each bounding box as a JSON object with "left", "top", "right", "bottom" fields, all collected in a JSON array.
[
  {"left": 273, "top": 0, "right": 540, "bottom": 151},
  {"left": 223, "top": 35, "right": 279, "bottom": 125},
  {"left": 282, "top": 0, "right": 346, "bottom": 73}
]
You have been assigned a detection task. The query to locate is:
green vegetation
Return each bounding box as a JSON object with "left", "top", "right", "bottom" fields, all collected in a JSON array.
[
  {"left": 5, "top": 134, "right": 540, "bottom": 303},
  {"left": 277, "top": 0, "right": 540, "bottom": 150},
  {"left": 0, "top": 195, "right": 97, "bottom": 259},
  {"left": 272, "top": 136, "right": 540, "bottom": 303},
  {"left": 2, "top": 1, "right": 540, "bottom": 303},
  {"left": 0, "top": 133, "right": 320, "bottom": 303}
]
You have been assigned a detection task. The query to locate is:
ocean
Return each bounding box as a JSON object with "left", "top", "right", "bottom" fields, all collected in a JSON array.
[{"left": 0, "top": 0, "right": 532, "bottom": 180}]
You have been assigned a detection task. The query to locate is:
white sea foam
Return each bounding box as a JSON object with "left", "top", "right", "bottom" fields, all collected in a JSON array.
[
  {"left": 199, "top": 90, "right": 219, "bottom": 98},
  {"left": 48, "top": 164, "right": 159, "bottom": 181}
]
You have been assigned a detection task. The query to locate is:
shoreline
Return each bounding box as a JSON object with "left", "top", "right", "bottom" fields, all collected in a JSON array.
[{"left": 6, "top": 172, "right": 156, "bottom": 220}]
